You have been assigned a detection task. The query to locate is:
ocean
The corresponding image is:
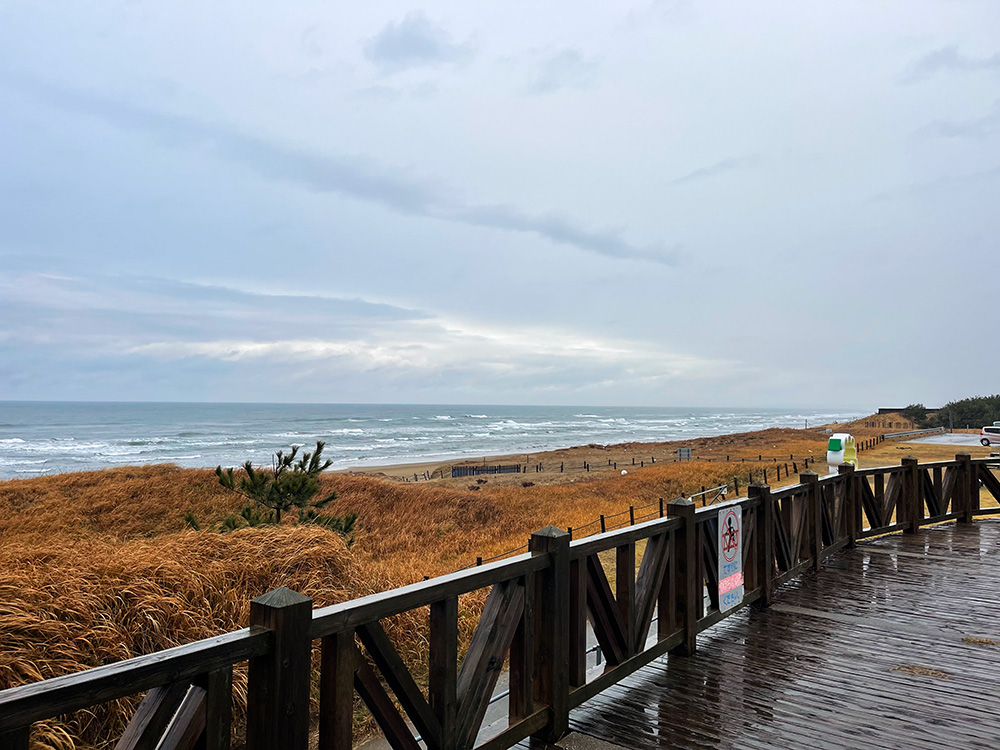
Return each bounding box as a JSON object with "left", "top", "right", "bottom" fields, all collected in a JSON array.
[{"left": 0, "top": 402, "right": 863, "bottom": 480}]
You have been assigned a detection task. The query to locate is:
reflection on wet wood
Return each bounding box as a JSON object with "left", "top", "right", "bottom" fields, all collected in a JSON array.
[{"left": 523, "top": 520, "right": 1000, "bottom": 750}]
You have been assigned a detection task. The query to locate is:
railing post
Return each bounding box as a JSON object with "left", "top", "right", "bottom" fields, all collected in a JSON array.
[
  {"left": 246, "top": 587, "right": 312, "bottom": 750},
  {"left": 197, "top": 666, "right": 233, "bottom": 750},
  {"left": 838, "top": 463, "right": 858, "bottom": 548},
  {"left": 748, "top": 482, "right": 774, "bottom": 608},
  {"left": 0, "top": 726, "right": 30, "bottom": 750},
  {"left": 902, "top": 457, "right": 921, "bottom": 533},
  {"left": 800, "top": 471, "right": 821, "bottom": 570},
  {"left": 957, "top": 453, "right": 976, "bottom": 522},
  {"left": 319, "top": 629, "right": 356, "bottom": 750},
  {"left": 529, "top": 526, "right": 570, "bottom": 743},
  {"left": 667, "top": 497, "right": 698, "bottom": 655}
]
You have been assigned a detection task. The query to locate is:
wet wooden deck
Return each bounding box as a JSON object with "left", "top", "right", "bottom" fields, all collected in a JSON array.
[{"left": 528, "top": 519, "right": 1000, "bottom": 750}]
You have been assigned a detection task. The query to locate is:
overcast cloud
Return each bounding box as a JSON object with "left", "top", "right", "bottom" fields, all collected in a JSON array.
[{"left": 1, "top": 1, "right": 998, "bottom": 408}]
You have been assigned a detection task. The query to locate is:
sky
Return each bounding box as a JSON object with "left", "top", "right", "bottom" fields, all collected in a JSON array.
[{"left": 0, "top": 1, "right": 998, "bottom": 409}]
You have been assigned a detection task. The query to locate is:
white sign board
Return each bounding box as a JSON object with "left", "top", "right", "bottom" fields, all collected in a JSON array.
[{"left": 718, "top": 506, "right": 744, "bottom": 612}]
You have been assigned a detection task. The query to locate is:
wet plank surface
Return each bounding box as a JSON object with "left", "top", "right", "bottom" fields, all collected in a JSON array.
[{"left": 522, "top": 520, "right": 1000, "bottom": 750}]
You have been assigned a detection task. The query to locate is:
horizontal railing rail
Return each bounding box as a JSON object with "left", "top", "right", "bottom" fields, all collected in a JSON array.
[{"left": 1, "top": 454, "right": 998, "bottom": 750}]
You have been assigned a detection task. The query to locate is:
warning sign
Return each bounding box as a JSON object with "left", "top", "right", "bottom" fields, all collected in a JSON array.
[{"left": 718, "top": 506, "right": 744, "bottom": 612}]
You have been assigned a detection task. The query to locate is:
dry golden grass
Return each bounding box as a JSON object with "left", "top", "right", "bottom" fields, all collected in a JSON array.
[
  {"left": 0, "top": 526, "right": 383, "bottom": 748},
  {"left": 1, "top": 420, "right": 996, "bottom": 748}
]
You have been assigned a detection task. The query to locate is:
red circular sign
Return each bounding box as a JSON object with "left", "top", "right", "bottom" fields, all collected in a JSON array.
[{"left": 721, "top": 508, "right": 740, "bottom": 563}]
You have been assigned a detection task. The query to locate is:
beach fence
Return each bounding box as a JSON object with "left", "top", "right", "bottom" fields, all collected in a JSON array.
[
  {"left": 451, "top": 464, "right": 522, "bottom": 478},
  {"left": 443, "top": 434, "right": 890, "bottom": 482},
  {"left": 2, "top": 455, "right": 998, "bottom": 749}
]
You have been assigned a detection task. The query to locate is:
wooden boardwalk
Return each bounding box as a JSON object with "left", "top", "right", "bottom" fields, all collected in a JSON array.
[
  {"left": 528, "top": 519, "right": 1000, "bottom": 750},
  {"left": 4, "top": 457, "right": 998, "bottom": 750}
]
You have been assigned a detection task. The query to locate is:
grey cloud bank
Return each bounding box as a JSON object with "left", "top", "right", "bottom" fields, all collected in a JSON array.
[{"left": 0, "top": 1, "right": 998, "bottom": 409}]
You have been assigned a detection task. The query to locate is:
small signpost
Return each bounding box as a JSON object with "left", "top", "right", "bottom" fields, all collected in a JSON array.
[
  {"left": 678, "top": 447, "right": 692, "bottom": 461},
  {"left": 718, "top": 506, "right": 744, "bottom": 612}
]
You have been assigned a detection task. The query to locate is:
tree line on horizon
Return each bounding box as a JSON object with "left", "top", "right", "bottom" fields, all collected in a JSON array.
[{"left": 902, "top": 395, "right": 1000, "bottom": 430}]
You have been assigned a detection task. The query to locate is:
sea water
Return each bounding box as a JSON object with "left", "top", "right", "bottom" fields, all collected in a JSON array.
[{"left": 0, "top": 402, "right": 863, "bottom": 479}]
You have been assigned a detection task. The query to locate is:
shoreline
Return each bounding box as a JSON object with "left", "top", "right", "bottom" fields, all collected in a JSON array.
[
  {"left": 3, "top": 411, "right": 947, "bottom": 486},
  {"left": 338, "top": 424, "right": 855, "bottom": 486},
  {"left": 0, "top": 403, "right": 869, "bottom": 482}
]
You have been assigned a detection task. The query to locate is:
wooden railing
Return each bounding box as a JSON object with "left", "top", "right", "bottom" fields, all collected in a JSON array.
[{"left": 1, "top": 455, "right": 998, "bottom": 749}]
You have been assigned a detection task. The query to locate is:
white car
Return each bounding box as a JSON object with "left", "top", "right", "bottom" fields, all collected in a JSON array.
[{"left": 981, "top": 426, "right": 1000, "bottom": 446}]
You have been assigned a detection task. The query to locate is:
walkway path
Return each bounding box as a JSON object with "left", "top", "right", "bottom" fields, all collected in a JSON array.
[{"left": 529, "top": 520, "right": 1000, "bottom": 749}]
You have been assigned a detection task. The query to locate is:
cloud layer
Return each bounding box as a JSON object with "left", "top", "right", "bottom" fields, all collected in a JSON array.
[
  {"left": 1, "top": 2, "right": 999, "bottom": 408},
  {"left": 16, "top": 77, "right": 672, "bottom": 265}
]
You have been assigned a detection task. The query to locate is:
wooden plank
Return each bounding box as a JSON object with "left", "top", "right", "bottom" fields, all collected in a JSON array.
[
  {"left": 772, "top": 497, "right": 793, "bottom": 572},
  {"left": 615, "top": 542, "right": 636, "bottom": 658},
  {"left": 799, "top": 473, "right": 820, "bottom": 571},
  {"left": 567, "top": 629, "right": 685, "bottom": 708},
  {"left": 873, "top": 472, "right": 886, "bottom": 527},
  {"left": 696, "top": 589, "right": 761, "bottom": 632},
  {"left": 884, "top": 472, "right": 901, "bottom": 528},
  {"left": 115, "top": 680, "right": 190, "bottom": 750},
  {"left": 568, "top": 515, "right": 684, "bottom": 559},
  {"left": 568, "top": 559, "right": 587, "bottom": 687},
  {"left": 310, "top": 554, "right": 547, "bottom": 638},
  {"left": 319, "top": 631, "right": 354, "bottom": 750},
  {"left": 585, "top": 553, "right": 627, "bottom": 665},
  {"left": 0, "top": 630, "right": 267, "bottom": 731},
  {"left": 429, "top": 596, "right": 458, "bottom": 748},
  {"left": 508, "top": 574, "right": 534, "bottom": 722},
  {"left": 857, "top": 522, "right": 908, "bottom": 539},
  {"left": 657, "top": 530, "right": 677, "bottom": 637},
  {"left": 354, "top": 652, "right": 420, "bottom": 750},
  {"left": 358, "top": 621, "right": 441, "bottom": 748},
  {"left": 741, "top": 512, "right": 757, "bottom": 592},
  {"left": 788, "top": 493, "right": 807, "bottom": 565},
  {"left": 158, "top": 685, "right": 207, "bottom": 750},
  {"left": 475, "top": 708, "right": 548, "bottom": 750},
  {"left": 195, "top": 666, "right": 231, "bottom": 750},
  {"left": 698, "top": 519, "right": 719, "bottom": 613},
  {"left": 455, "top": 581, "right": 525, "bottom": 748},
  {"left": 979, "top": 463, "right": 1000, "bottom": 504},
  {"left": 633, "top": 532, "right": 670, "bottom": 651},
  {"left": 0, "top": 726, "right": 30, "bottom": 750},
  {"left": 819, "top": 483, "right": 835, "bottom": 546},
  {"left": 859, "top": 474, "right": 880, "bottom": 530},
  {"left": 922, "top": 469, "right": 940, "bottom": 517}
]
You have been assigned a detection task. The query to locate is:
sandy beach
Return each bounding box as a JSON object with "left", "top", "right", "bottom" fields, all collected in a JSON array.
[{"left": 342, "top": 413, "right": 984, "bottom": 488}]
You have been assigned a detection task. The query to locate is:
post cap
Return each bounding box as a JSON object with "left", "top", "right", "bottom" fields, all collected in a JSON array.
[{"left": 252, "top": 586, "right": 312, "bottom": 608}]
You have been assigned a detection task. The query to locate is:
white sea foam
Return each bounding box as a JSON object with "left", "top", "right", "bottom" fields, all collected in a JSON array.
[{"left": 0, "top": 403, "right": 866, "bottom": 479}]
